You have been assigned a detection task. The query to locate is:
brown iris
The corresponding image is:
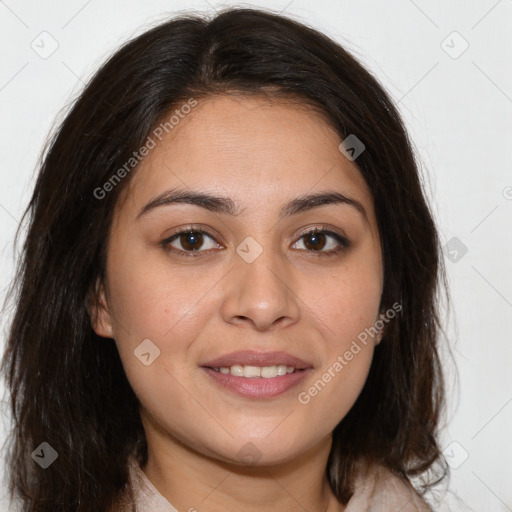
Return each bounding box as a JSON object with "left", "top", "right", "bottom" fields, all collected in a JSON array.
[
  {"left": 303, "top": 231, "right": 327, "bottom": 251},
  {"left": 180, "top": 231, "right": 204, "bottom": 251}
]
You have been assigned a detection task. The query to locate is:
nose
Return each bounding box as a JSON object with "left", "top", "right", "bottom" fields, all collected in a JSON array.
[{"left": 220, "top": 245, "right": 301, "bottom": 332}]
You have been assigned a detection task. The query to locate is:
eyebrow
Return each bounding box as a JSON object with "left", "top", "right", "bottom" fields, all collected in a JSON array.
[{"left": 136, "top": 188, "right": 368, "bottom": 222}]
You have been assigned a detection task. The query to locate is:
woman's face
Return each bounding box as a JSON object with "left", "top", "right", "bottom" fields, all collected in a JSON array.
[{"left": 92, "top": 94, "right": 383, "bottom": 466}]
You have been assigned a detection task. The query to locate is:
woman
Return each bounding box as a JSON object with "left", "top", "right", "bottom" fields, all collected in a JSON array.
[{"left": 1, "top": 7, "right": 449, "bottom": 511}]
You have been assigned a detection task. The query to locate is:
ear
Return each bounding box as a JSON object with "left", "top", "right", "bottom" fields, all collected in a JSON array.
[
  {"left": 375, "top": 310, "right": 385, "bottom": 346},
  {"left": 87, "top": 278, "right": 114, "bottom": 339},
  {"left": 375, "top": 328, "right": 384, "bottom": 345}
]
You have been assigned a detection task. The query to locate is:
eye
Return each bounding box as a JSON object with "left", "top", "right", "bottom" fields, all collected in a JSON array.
[
  {"left": 292, "top": 227, "right": 350, "bottom": 257},
  {"left": 160, "top": 227, "right": 222, "bottom": 258},
  {"left": 160, "top": 225, "right": 350, "bottom": 258}
]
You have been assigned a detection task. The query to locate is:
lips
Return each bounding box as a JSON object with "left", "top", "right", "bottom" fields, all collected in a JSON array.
[{"left": 200, "top": 350, "right": 312, "bottom": 370}]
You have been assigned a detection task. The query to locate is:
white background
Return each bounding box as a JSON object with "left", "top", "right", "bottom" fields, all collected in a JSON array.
[{"left": 1, "top": 1, "right": 511, "bottom": 510}]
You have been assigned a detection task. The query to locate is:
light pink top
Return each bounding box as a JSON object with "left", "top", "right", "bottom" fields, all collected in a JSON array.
[{"left": 113, "top": 455, "right": 431, "bottom": 511}]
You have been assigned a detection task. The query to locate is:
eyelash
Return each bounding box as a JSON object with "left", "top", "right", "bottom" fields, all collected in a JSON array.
[{"left": 159, "top": 225, "right": 351, "bottom": 259}]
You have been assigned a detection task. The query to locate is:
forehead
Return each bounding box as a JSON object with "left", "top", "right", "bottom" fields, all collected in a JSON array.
[{"left": 116, "top": 94, "right": 374, "bottom": 221}]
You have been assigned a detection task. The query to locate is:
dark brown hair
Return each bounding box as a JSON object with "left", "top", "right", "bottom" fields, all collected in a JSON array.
[{"left": 1, "top": 7, "right": 449, "bottom": 511}]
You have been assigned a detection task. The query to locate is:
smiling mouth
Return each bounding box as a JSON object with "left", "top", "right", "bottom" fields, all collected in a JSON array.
[
  {"left": 207, "top": 364, "right": 304, "bottom": 378},
  {"left": 201, "top": 365, "right": 311, "bottom": 399}
]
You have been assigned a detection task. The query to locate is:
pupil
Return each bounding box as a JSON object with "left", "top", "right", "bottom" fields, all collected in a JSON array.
[
  {"left": 305, "top": 232, "right": 325, "bottom": 251},
  {"left": 182, "top": 231, "right": 202, "bottom": 250}
]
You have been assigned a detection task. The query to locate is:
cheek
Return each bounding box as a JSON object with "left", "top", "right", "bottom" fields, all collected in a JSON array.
[
  {"left": 297, "top": 270, "right": 380, "bottom": 424},
  {"left": 307, "top": 258, "right": 382, "bottom": 345},
  {"left": 295, "top": 341, "right": 374, "bottom": 446},
  {"left": 104, "top": 251, "right": 218, "bottom": 400},
  {"left": 106, "top": 243, "right": 219, "bottom": 340},
  {"left": 106, "top": 261, "right": 214, "bottom": 427},
  {"left": 297, "top": 262, "right": 380, "bottom": 407}
]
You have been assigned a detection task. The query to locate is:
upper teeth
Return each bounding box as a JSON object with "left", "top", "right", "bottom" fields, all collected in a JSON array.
[{"left": 213, "top": 365, "right": 296, "bottom": 378}]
